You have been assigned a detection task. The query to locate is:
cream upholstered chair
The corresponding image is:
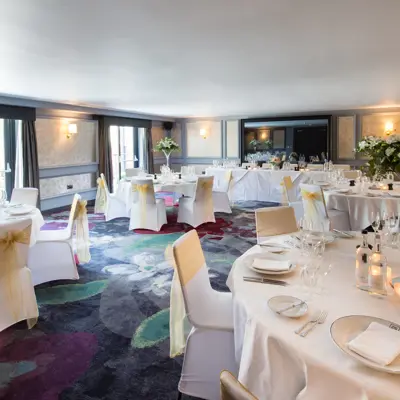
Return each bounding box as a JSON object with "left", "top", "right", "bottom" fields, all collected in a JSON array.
[
  {"left": 241, "top": 163, "right": 251, "bottom": 168},
  {"left": 220, "top": 371, "right": 258, "bottom": 400},
  {"left": 125, "top": 168, "right": 141, "bottom": 177},
  {"left": 300, "top": 183, "right": 351, "bottom": 231},
  {"left": 306, "top": 164, "right": 323, "bottom": 171},
  {"left": 172, "top": 230, "right": 237, "bottom": 400},
  {"left": 255, "top": 206, "right": 298, "bottom": 244},
  {"left": 261, "top": 163, "right": 272, "bottom": 169},
  {"left": 0, "top": 219, "right": 38, "bottom": 332},
  {"left": 28, "top": 193, "right": 90, "bottom": 285},
  {"left": 10, "top": 188, "right": 38, "bottom": 207},
  {"left": 282, "top": 176, "right": 304, "bottom": 222},
  {"left": 212, "top": 170, "right": 232, "bottom": 214},
  {"left": 100, "top": 173, "right": 128, "bottom": 221},
  {"left": 334, "top": 164, "right": 351, "bottom": 171},
  {"left": 178, "top": 176, "right": 215, "bottom": 227},
  {"left": 343, "top": 170, "right": 360, "bottom": 180},
  {"left": 129, "top": 178, "right": 167, "bottom": 231}
]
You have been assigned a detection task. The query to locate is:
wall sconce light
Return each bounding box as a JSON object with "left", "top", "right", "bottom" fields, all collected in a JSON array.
[
  {"left": 200, "top": 128, "right": 207, "bottom": 139},
  {"left": 66, "top": 123, "right": 78, "bottom": 139},
  {"left": 385, "top": 121, "right": 394, "bottom": 136}
]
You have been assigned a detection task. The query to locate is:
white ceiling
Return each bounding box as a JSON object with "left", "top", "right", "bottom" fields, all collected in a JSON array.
[{"left": 1, "top": 0, "right": 400, "bottom": 118}]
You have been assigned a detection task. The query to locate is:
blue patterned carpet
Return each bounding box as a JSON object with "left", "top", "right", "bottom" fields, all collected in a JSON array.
[{"left": 0, "top": 201, "right": 276, "bottom": 400}]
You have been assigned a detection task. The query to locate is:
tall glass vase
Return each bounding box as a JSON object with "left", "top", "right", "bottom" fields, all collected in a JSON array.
[{"left": 162, "top": 150, "right": 171, "bottom": 168}]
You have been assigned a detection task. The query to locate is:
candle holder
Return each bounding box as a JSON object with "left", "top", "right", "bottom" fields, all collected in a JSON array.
[{"left": 368, "top": 234, "right": 388, "bottom": 296}]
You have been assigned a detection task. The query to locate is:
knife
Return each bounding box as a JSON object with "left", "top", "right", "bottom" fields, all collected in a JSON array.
[
  {"left": 332, "top": 229, "right": 353, "bottom": 238},
  {"left": 243, "top": 276, "right": 288, "bottom": 286}
]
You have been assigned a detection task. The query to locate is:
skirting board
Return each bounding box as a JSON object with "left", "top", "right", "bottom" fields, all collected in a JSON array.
[{"left": 41, "top": 188, "right": 97, "bottom": 211}]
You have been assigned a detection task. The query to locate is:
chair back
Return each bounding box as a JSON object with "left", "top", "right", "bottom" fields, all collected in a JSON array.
[
  {"left": 333, "top": 164, "right": 351, "bottom": 171},
  {"left": 220, "top": 370, "right": 258, "bottom": 400},
  {"left": 213, "top": 171, "right": 232, "bottom": 193},
  {"left": 172, "top": 229, "right": 214, "bottom": 327},
  {"left": 131, "top": 178, "right": 156, "bottom": 205},
  {"left": 66, "top": 194, "right": 82, "bottom": 238},
  {"left": 343, "top": 170, "right": 360, "bottom": 180},
  {"left": 306, "top": 164, "right": 323, "bottom": 171},
  {"left": 299, "top": 183, "right": 329, "bottom": 230},
  {"left": 282, "top": 176, "right": 297, "bottom": 203},
  {"left": 194, "top": 176, "right": 214, "bottom": 203},
  {"left": 10, "top": 188, "right": 38, "bottom": 207},
  {"left": 0, "top": 219, "right": 36, "bottom": 327},
  {"left": 241, "top": 163, "right": 251, "bottom": 168},
  {"left": 125, "top": 168, "right": 140, "bottom": 177},
  {"left": 261, "top": 163, "right": 272, "bottom": 169},
  {"left": 255, "top": 206, "right": 297, "bottom": 242}
]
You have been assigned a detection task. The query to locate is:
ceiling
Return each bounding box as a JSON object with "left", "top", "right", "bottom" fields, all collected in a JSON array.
[{"left": 1, "top": 0, "right": 400, "bottom": 118}]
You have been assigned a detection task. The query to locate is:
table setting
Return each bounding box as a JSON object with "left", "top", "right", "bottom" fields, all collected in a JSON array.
[{"left": 227, "top": 224, "right": 400, "bottom": 399}]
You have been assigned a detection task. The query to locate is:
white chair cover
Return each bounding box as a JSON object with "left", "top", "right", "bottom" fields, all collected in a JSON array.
[
  {"left": 178, "top": 176, "right": 215, "bottom": 227},
  {"left": 255, "top": 206, "right": 298, "bottom": 243},
  {"left": 213, "top": 171, "right": 232, "bottom": 214},
  {"left": 0, "top": 219, "right": 38, "bottom": 332},
  {"left": 333, "top": 164, "right": 351, "bottom": 171},
  {"left": 10, "top": 188, "right": 38, "bottom": 207},
  {"left": 101, "top": 173, "right": 128, "bottom": 221},
  {"left": 28, "top": 194, "right": 86, "bottom": 285},
  {"left": 282, "top": 176, "right": 304, "bottom": 222},
  {"left": 94, "top": 175, "right": 107, "bottom": 214},
  {"left": 299, "top": 183, "right": 330, "bottom": 231},
  {"left": 129, "top": 178, "right": 167, "bottom": 231},
  {"left": 261, "top": 163, "right": 272, "bottom": 169},
  {"left": 300, "top": 183, "right": 351, "bottom": 231},
  {"left": 125, "top": 168, "right": 141, "bottom": 177},
  {"left": 171, "top": 230, "right": 237, "bottom": 400}
]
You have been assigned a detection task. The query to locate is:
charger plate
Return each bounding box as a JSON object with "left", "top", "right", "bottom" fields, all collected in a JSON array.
[{"left": 330, "top": 315, "right": 400, "bottom": 374}]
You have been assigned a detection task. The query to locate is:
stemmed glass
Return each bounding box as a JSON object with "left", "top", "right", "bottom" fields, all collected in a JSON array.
[{"left": 371, "top": 211, "right": 381, "bottom": 234}]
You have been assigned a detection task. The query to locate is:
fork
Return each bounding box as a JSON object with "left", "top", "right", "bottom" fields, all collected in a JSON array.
[
  {"left": 300, "top": 310, "right": 328, "bottom": 337},
  {"left": 295, "top": 311, "right": 321, "bottom": 335}
]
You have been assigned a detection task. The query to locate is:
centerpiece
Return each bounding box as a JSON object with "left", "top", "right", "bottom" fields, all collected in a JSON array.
[
  {"left": 154, "top": 137, "right": 180, "bottom": 168},
  {"left": 249, "top": 139, "right": 272, "bottom": 152},
  {"left": 355, "top": 135, "right": 400, "bottom": 178},
  {"left": 270, "top": 155, "right": 282, "bottom": 170}
]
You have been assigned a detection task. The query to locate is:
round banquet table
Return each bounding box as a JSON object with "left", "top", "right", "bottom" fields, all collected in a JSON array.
[
  {"left": 206, "top": 168, "right": 330, "bottom": 203},
  {"left": 227, "top": 234, "right": 400, "bottom": 400},
  {"left": 0, "top": 206, "right": 45, "bottom": 245},
  {"left": 325, "top": 190, "right": 400, "bottom": 231},
  {"left": 116, "top": 178, "right": 196, "bottom": 211}
]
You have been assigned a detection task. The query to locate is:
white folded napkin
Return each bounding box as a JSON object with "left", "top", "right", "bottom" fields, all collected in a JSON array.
[
  {"left": 347, "top": 322, "right": 400, "bottom": 366},
  {"left": 252, "top": 258, "right": 291, "bottom": 272}
]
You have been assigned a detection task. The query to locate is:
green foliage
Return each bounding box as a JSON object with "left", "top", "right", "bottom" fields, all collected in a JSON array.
[{"left": 154, "top": 137, "right": 180, "bottom": 154}]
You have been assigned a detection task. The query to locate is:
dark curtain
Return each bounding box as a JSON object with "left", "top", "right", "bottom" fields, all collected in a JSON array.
[
  {"left": 22, "top": 120, "right": 40, "bottom": 203},
  {"left": 145, "top": 127, "right": 154, "bottom": 174},
  {"left": 3, "top": 120, "right": 16, "bottom": 200},
  {"left": 98, "top": 117, "right": 114, "bottom": 192}
]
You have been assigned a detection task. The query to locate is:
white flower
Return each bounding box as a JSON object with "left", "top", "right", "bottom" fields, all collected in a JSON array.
[
  {"left": 385, "top": 147, "right": 395, "bottom": 157},
  {"left": 358, "top": 141, "right": 367, "bottom": 150}
]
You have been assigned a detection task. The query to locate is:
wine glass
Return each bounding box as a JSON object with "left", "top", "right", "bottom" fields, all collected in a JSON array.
[{"left": 371, "top": 212, "right": 381, "bottom": 234}]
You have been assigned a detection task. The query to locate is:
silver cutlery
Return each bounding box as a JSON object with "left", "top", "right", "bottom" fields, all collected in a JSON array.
[
  {"left": 332, "top": 229, "right": 353, "bottom": 238},
  {"left": 300, "top": 310, "right": 328, "bottom": 337},
  {"left": 295, "top": 310, "right": 321, "bottom": 334},
  {"left": 243, "top": 276, "right": 288, "bottom": 286},
  {"left": 276, "top": 301, "right": 305, "bottom": 315}
]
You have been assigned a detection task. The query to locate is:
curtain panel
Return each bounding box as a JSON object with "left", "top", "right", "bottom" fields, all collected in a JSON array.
[
  {"left": 22, "top": 120, "right": 40, "bottom": 206},
  {"left": 3, "top": 120, "right": 16, "bottom": 200},
  {"left": 97, "top": 117, "right": 114, "bottom": 192},
  {"left": 145, "top": 127, "right": 155, "bottom": 174}
]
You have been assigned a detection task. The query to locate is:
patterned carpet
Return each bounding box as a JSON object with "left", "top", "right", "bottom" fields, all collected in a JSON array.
[{"left": 0, "top": 198, "right": 276, "bottom": 400}]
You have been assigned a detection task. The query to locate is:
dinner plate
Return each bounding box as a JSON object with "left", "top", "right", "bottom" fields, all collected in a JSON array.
[
  {"left": 268, "top": 296, "right": 308, "bottom": 318},
  {"left": 330, "top": 315, "right": 400, "bottom": 374},
  {"left": 5, "top": 205, "right": 35, "bottom": 216},
  {"left": 243, "top": 253, "right": 296, "bottom": 275}
]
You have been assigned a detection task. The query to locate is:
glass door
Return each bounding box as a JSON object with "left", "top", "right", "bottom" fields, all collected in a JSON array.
[{"left": 110, "top": 126, "right": 137, "bottom": 189}]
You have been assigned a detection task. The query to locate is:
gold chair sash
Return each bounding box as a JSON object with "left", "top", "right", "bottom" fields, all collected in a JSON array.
[
  {"left": 300, "top": 189, "right": 329, "bottom": 230},
  {"left": 95, "top": 177, "right": 107, "bottom": 214},
  {"left": 73, "top": 200, "right": 91, "bottom": 264},
  {"left": 0, "top": 225, "right": 37, "bottom": 329},
  {"left": 132, "top": 183, "right": 152, "bottom": 226}
]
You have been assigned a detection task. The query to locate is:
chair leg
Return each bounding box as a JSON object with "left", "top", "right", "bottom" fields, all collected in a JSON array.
[{"left": 177, "top": 390, "right": 182, "bottom": 400}]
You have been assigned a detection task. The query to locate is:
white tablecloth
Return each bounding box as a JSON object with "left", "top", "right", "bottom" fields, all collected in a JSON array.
[
  {"left": 116, "top": 179, "right": 196, "bottom": 210},
  {"left": 325, "top": 191, "right": 400, "bottom": 231},
  {"left": 206, "top": 168, "right": 329, "bottom": 203},
  {"left": 227, "top": 235, "right": 400, "bottom": 400},
  {"left": 0, "top": 207, "right": 45, "bottom": 245}
]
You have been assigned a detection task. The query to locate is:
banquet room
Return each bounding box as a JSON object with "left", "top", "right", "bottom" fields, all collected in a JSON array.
[{"left": 1, "top": 1, "right": 400, "bottom": 399}]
